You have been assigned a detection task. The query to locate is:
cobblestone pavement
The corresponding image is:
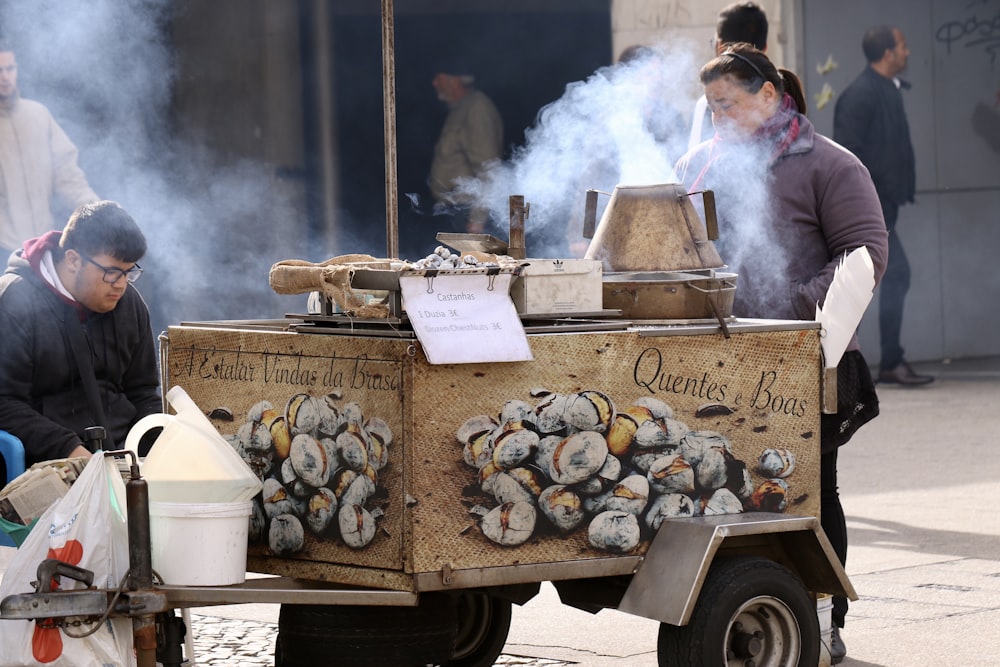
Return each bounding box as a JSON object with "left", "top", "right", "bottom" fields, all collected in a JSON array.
[
  {"left": 187, "top": 614, "right": 275, "bottom": 667},
  {"left": 186, "top": 613, "right": 571, "bottom": 667}
]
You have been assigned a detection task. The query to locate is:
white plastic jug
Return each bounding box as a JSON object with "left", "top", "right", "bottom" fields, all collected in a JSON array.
[{"left": 125, "top": 386, "right": 263, "bottom": 504}]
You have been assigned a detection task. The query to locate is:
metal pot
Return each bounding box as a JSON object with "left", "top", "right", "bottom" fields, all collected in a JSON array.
[
  {"left": 601, "top": 271, "right": 737, "bottom": 320},
  {"left": 583, "top": 183, "right": 724, "bottom": 273}
]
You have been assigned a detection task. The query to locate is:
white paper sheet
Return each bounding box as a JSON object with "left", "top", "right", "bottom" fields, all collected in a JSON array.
[
  {"left": 816, "top": 247, "right": 876, "bottom": 369},
  {"left": 400, "top": 272, "right": 533, "bottom": 364}
]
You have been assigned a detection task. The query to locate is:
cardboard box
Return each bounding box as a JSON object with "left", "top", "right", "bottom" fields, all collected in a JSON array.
[{"left": 509, "top": 258, "right": 603, "bottom": 315}]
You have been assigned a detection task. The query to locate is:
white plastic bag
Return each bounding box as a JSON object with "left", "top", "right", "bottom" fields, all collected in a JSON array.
[{"left": 0, "top": 454, "right": 134, "bottom": 667}]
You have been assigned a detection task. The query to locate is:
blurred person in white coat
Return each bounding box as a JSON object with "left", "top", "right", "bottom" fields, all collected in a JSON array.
[{"left": 0, "top": 39, "right": 98, "bottom": 258}]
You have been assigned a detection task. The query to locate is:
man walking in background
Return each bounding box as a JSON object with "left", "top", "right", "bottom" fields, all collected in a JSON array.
[
  {"left": 0, "top": 39, "right": 98, "bottom": 258},
  {"left": 835, "top": 26, "right": 933, "bottom": 386},
  {"left": 429, "top": 62, "right": 503, "bottom": 235}
]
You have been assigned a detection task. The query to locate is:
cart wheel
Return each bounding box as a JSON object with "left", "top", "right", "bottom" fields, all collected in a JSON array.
[
  {"left": 657, "top": 556, "right": 819, "bottom": 667},
  {"left": 446, "top": 590, "right": 513, "bottom": 667},
  {"left": 275, "top": 593, "right": 458, "bottom": 667}
]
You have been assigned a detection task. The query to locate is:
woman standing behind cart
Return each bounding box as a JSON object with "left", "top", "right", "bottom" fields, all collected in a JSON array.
[{"left": 674, "top": 43, "right": 888, "bottom": 664}]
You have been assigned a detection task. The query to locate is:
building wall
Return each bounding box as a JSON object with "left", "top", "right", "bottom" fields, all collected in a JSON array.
[
  {"left": 171, "top": 0, "right": 307, "bottom": 188},
  {"left": 164, "top": 0, "right": 313, "bottom": 326},
  {"left": 611, "top": 0, "right": 789, "bottom": 69},
  {"left": 801, "top": 0, "right": 1000, "bottom": 364}
]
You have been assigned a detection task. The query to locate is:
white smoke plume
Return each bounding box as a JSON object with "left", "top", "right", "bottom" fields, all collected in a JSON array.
[
  {"left": 1, "top": 0, "right": 314, "bottom": 334},
  {"left": 454, "top": 41, "right": 701, "bottom": 258},
  {"left": 687, "top": 141, "right": 792, "bottom": 316},
  {"left": 2, "top": 3, "right": 792, "bottom": 328}
]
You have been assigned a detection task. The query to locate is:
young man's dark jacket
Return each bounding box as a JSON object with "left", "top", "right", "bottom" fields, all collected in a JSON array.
[{"left": 0, "top": 232, "right": 161, "bottom": 465}]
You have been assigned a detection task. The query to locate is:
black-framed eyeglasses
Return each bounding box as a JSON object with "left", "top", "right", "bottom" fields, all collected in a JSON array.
[{"left": 77, "top": 251, "right": 143, "bottom": 284}]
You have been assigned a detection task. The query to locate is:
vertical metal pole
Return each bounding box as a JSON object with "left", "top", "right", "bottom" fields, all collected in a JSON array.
[
  {"left": 312, "top": 0, "right": 340, "bottom": 246},
  {"left": 381, "top": 0, "right": 399, "bottom": 259},
  {"left": 125, "top": 455, "right": 157, "bottom": 667},
  {"left": 508, "top": 195, "right": 526, "bottom": 259}
]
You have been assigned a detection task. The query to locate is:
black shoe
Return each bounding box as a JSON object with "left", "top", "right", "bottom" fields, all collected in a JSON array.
[
  {"left": 830, "top": 625, "right": 847, "bottom": 664},
  {"left": 878, "top": 360, "right": 934, "bottom": 386}
]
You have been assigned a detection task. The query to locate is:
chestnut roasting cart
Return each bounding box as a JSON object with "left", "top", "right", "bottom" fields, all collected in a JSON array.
[{"left": 3, "top": 303, "right": 855, "bottom": 667}]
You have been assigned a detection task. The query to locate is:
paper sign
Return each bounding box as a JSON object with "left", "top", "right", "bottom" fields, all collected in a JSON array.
[{"left": 399, "top": 271, "right": 533, "bottom": 364}]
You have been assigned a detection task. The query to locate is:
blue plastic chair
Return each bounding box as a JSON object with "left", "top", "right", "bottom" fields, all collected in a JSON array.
[{"left": 0, "top": 429, "right": 27, "bottom": 547}]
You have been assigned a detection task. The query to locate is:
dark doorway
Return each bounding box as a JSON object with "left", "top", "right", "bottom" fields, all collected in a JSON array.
[{"left": 304, "top": 1, "right": 612, "bottom": 260}]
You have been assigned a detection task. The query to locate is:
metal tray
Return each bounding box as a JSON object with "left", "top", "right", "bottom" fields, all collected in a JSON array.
[{"left": 435, "top": 232, "right": 509, "bottom": 254}]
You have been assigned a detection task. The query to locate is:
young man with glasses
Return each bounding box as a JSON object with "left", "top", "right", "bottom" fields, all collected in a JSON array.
[
  {"left": 0, "top": 200, "right": 161, "bottom": 467},
  {"left": 688, "top": 1, "right": 769, "bottom": 152}
]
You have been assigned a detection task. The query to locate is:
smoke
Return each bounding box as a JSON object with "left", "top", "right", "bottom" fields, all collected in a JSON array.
[
  {"left": 1, "top": 3, "right": 795, "bottom": 329},
  {"left": 453, "top": 41, "right": 700, "bottom": 258},
  {"left": 689, "top": 141, "right": 791, "bottom": 317},
  {"left": 1, "top": 0, "right": 314, "bottom": 334},
  {"left": 452, "top": 38, "right": 792, "bottom": 319}
]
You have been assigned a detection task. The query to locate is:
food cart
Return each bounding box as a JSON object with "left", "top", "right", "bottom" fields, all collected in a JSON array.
[
  {"left": 0, "top": 2, "right": 856, "bottom": 665},
  {"left": 1, "top": 293, "right": 855, "bottom": 667},
  {"left": 0, "top": 114, "right": 855, "bottom": 667}
]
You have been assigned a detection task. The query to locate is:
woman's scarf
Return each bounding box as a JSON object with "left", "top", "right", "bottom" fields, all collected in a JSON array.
[
  {"left": 690, "top": 92, "right": 800, "bottom": 192},
  {"left": 755, "top": 92, "right": 801, "bottom": 162}
]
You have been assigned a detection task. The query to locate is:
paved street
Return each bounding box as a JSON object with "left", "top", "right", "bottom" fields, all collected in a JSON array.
[{"left": 3, "top": 356, "right": 999, "bottom": 666}]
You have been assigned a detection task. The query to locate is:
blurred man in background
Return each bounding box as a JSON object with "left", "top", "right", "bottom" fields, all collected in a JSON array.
[
  {"left": 429, "top": 63, "right": 503, "bottom": 235},
  {"left": 688, "top": 1, "right": 770, "bottom": 151},
  {"left": 0, "top": 39, "right": 98, "bottom": 259}
]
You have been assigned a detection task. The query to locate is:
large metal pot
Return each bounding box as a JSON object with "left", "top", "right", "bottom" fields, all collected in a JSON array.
[
  {"left": 583, "top": 183, "right": 724, "bottom": 273},
  {"left": 602, "top": 271, "right": 737, "bottom": 320}
]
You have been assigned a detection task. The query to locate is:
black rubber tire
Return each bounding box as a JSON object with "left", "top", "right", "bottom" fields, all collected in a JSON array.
[
  {"left": 657, "top": 556, "right": 820, "bottom": 667},
  {"left": 275, "top": 593, "right": 458, "bottom": 667},
  {"left": 446, "top": 591, "right": 513, "bottom": 667}
]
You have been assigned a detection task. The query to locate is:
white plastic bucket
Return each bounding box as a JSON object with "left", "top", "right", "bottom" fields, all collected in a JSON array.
[
  {"left": 125, "top": 386, "right": 263, "bottom": 504},
  {"left": 149, "top": 501, "right": 252, "bottom": 586},
  {"left": 817, "top": 595, "right": 834, "bottom": 667}
]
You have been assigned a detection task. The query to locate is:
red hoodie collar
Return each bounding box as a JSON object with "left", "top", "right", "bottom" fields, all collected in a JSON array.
[
  {"left": 21, "top": 230, "right": 86, "bottom": 317},
  {"left": 21, "top": 230, "right": 63, "bottom": 274}
]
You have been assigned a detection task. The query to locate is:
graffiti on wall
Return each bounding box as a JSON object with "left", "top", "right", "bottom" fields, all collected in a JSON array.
[
  {"left": 936, "top": 0, "right": 1000, "bottom": 65},
  {"left": 936, "top": 0, "right": 1000, "bottom": 150}
]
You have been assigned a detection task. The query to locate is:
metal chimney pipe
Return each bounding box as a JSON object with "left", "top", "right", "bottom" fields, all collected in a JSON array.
[{"left": 381, "top": 0, "right": 399, "bottom": 259}]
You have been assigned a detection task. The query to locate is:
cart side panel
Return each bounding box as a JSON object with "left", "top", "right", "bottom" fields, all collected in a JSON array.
[
  {"left": 164, "top": 326, "right": 409, "bottom": 576},
  {"left": 162, "top": 324, "right": 821, "bottom": 589},
  {"left": 409, "top": 327, "right": 821, "bottom": 574}
]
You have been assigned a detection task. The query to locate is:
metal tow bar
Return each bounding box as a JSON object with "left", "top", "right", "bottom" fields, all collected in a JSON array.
[{"left": 0, "top": 448, "right": 176, "bottom": 667}]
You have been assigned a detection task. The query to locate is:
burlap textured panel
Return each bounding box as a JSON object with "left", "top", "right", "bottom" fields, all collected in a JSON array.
[
  {"left": 165, "top": 324, "right": 820, "bottom": 587},
  {"left": 409, "top": 328, "right": 821, "bottom": 574},
  {"left": 165, "top": 327, "right": 409, "bottom": 576}
]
